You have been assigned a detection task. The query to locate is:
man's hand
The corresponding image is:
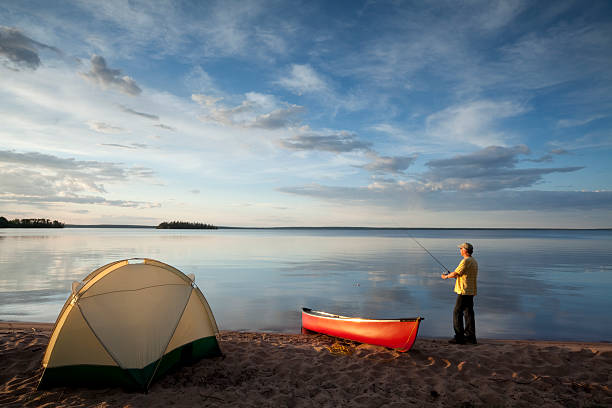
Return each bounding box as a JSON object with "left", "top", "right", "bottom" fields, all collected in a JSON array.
[{"left": 441, "top": 273, "right": 447, "bottom": 279}]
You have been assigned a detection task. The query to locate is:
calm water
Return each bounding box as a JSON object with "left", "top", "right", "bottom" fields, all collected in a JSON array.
[{"left": 1, "top": 228, "right": 611, "bottom": 341}]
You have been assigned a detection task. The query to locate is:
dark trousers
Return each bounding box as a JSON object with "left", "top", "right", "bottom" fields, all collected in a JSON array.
[{"left": 453, "top": 294, "right": 476, "bottom": 341}]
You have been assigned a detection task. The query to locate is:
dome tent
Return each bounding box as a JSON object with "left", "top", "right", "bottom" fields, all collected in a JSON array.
[{"left": 38, "top": 258, "right": 221, "bottom": 391}]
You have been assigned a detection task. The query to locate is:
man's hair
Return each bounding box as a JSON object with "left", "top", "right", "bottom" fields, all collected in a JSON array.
[{"left": 459, "top": 242, "right": 474, "bottom": 255}]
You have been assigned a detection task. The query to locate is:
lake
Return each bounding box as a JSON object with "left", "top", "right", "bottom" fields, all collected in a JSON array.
[{"left": 1, "top": 228, "right": 611, "bottom": 341}]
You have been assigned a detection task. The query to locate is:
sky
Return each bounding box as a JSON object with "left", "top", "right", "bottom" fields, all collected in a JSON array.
[{"left": 1, "top": 0, "right": 611, "bottom": 228}]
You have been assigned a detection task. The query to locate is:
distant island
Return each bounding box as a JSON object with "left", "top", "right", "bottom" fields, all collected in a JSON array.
[
  {"left": 0, "top": 217, "right": 64, "bottom": 228},
  {"left": 156, "top": 221, "right": 218, "bottom": 229}
]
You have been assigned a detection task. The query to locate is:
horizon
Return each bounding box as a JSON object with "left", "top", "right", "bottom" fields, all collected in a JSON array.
[
  {"left": 54, "top": 223, "right": 612, "bottom": 230},
  {"left": 1, "top": 1, "right": 612, "bottom": 228}
]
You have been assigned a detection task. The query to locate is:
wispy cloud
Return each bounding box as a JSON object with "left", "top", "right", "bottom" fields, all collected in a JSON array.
[
  {"left": 0, "top": 150, "right": 156, "bottom": 208},
  {"left": 249, "top": 106, "right": 305, "bottom": 129},
  {"left": 87, "top": 121, "right": 124, "bottom": 134},
  {"left": 446, "top": 190, "right": 612, "bottom": 211},
  {"left": 191, "top": 94, "right": 223, "bottom": 108},
  {"left": 475, "top": 0, "right": 527, "bottom": 31},
  {"left": 70, "top": 0, "right": 295, "bottom": 62},
  {"left": 184, "top": 65, "right": 217, "bottom": 93},
  {"left": 427, "top": 145, "right": 530, "bottom": 170},
  {"left": 80, "top": 55, "right": 141, "bottom": 95},
  {"left": 3, "top": 192, "right": 159, "bottom": 208},
  {"left": 100, "top": 143, "right": 148, "bottom": 150},
  {"left": 423, "top": 145, "right": 583, "bottom": 192},
  {"left": 154, "top": 123, "right": 176, "bottom": 131},
  {"left": 497, "top": 19, "right": 612, "bottom": 91},
  {"left": 193, "top": 92, "right": 303, "bottom": 129},
  {"left": 425, "top": 100, "right": 527, "bottom": 147},
  {"left": 277, "top": 64, "right": 329, "bottom": 95},
  {"left": 279, "top": 183, "right": 611, "bottom": 212},
  {"left": 280, "top": 131, "right": 371, "bottom": 153},
  {"left": 279, "top": 144, "right": 588, "bottom": 209},
  {"left": 0, "top": 26, "right": 61, "bottom": 70},
  {"left": 359, "top": 152, "right": 418, "bottom": 174},
  {"left": 119, "top": 105, "right": 159, "bottom": 120},
  {"left": 557, "top": 115, "right": 608, "bottom": 128},
  {"left": 523, "top": 148, "right": 569, "bottom": 163}
]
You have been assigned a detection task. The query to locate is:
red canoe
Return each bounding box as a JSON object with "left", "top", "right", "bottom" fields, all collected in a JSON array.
[{"left": 301, "top": 308, "right": 424, "bottom": 352}]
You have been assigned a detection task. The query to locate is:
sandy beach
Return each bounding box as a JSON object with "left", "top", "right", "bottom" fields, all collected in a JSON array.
[{"left": 1, "top": 322, "right": 611, "bottom": 407}]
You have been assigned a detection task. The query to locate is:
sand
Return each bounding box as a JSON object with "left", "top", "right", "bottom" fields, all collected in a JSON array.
[{"left": 1, "top": 322, "right": 611, "bottom": 407}]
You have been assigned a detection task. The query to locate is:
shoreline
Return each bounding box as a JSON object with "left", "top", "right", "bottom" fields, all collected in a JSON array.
[
  {"left": 2, "top": 322, "right": 611, "bottom": 407},
  {"left": 59, "top": 225, "right": 612, "bottom": 230},
  {"left": 3, "top": 321, "right": 611, "bottom": 345}
]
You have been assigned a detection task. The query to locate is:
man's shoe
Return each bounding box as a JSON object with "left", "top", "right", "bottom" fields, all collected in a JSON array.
[
  {"left": 448, "top": 338, "right": 465, "bottom": 345},
  {"left": 465, "top": 337, "right": 477, "bottom": 345}
]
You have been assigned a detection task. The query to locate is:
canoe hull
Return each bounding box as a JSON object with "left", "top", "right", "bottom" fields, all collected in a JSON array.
[{"left": 301, "top": 308, "right": 423, "bottom": 352}]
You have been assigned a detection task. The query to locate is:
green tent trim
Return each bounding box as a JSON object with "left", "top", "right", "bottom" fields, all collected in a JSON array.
[{"left": 38, "top": 335, "right": 221, "bottom": 391}]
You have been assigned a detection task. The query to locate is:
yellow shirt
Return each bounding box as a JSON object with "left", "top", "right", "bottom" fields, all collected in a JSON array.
[{"left": 454, "top": 257, "right": 478, "bottom": 296}]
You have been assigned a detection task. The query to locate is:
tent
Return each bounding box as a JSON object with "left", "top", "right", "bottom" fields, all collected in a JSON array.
[{"left": 38, "top": 258, "right": 222, "bottom": 391}]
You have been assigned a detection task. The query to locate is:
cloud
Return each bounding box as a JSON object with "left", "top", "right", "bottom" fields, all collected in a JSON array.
[
  {"left": 427, "top": 145, "right": 530, "bottom": 169},
  {"left": 80, "top": 55, "right": 141, "bottom": 95},
  {"left": 3, "top": 193, "right": 159, "bottom": 208},
  {"left": 0, "top": 26, "right": 61, "bottom": 70},
  {"left": 277, "top": 64, "right": 329, "bottom": 95},
  {"left": 557, "top": 115, "right": 608, "bottom": 128},
  {"left": 275, "top": 64, "right": 368, "bottom": 114},
  {"left": 126, "top": 166, "right": 155, "bottom": 178},
  {"left": 279, "top": 143, "right": 590, "bottom": 210},
  {"left": 100, "top": 143, "right": 148, "bottom": 150},
  {"left": 0, "top": 150, "right": 156, "bottom": 208},
  {"left": 280, "top": 131, "right": 371, "bottom": 153},
  {"left": 154, "top": 123, "right": 176, "bottom": 131},
  {"left": 324, "top": 1, "right": 513, "bottom": 88},
  {"left": 192, "top": 94, "right": 223, "bottom": 107},
  {"left": 196, "top": 2, "right": 295, "bottom": 60},
  {"left": 119, "top": 105, "right": 159, "bottom": 120},
  {"left": 425, "top": 100, "right": 527, "bottom": 146},
  {"left": 50, "top": 0, "right": 296, "bottom": 63},
  {"left": 359, "top": 152, "right": 418, "bottom": 174},
  {"left": 0, "top": 150, "right": 122, "bottom": 177},
  {"left": 448, "top": 190, "right": 612, "bottom": 211},
  {"left": 279, "top": 183, "right": 612, "bottom": 212},
  {"left": 87, "top": 121, "right": 124, "bottom": 134},
  {"left": 497, "top": 18, "right": 612, "bottom": 91},
  {"left": 524, "top": 148, "right": 569, "bottom": 163},
  {"left": 278, "top": 182, "right": 427, "bottom": 209},
  {"left": 424, "top": 145, "right": 583, "bottom": 191},
  {"left": 249, "top": 106, "right": 304, "bottom": 129},
  {"left": 184, "top": 65, "right": 217, "bottom": 93},
  {"left": 194, "top": 92, "right": 303, "bottom": 129},
  {"left": 550, "top": 148, "right": 568, "bottom": 155},
  {"left": 476, "top": 0, "right": 527, "bottom": 31}
]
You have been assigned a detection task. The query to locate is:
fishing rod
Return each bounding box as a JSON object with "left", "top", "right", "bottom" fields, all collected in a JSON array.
[{"left": 410, "top": 236, "right": 451, "bottom": 274}]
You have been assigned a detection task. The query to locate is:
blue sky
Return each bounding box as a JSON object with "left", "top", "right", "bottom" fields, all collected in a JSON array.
[{"left": 1, "top": 0, "right": 611, "bottom": 227}]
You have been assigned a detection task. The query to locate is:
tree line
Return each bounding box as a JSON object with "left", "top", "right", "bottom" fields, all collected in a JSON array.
[
  {"left": 0, "top": 217, "right": 65, "bottom": 228},
  {"left": 156, "top": 221, "right": 218, "bottom": 229}
]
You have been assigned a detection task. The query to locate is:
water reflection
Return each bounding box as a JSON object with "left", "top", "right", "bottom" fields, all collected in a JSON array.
[{"left": 0, "top": 228, "right": 611, "bottom": 341}]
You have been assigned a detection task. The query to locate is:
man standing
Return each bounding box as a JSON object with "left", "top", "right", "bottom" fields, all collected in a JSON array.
[{"left": 441, "top": 242, "right": 478, "bottom": 344}]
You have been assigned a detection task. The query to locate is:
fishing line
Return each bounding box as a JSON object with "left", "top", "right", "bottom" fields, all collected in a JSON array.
[{"left": 410, "top": 235, "right": 451, "bottom": 273}]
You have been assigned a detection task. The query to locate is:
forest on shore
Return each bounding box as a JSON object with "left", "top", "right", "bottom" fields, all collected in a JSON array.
[
  {"left": 0, "top": 217, "right": 65, "bottom": 228},
  {"left": 156, "top": 221, "right": 218, "bottom": 229}
]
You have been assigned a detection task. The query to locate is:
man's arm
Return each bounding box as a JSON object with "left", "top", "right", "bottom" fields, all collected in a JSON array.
[
  {"left": 441, "top": 259, "right": 465, "bottom": 279},
  {"left": 442, "top": 270, "right": 458, "bottom": 279}
]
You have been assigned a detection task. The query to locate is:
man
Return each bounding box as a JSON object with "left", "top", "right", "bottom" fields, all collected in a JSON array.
[{"left": 441, "top": 242, "right": 478, "bottom": 345}]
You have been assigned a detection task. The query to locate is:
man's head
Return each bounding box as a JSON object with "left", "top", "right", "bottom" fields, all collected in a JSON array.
[{"left": 458, "top": 242, "right": 474, "bottom": 255}]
